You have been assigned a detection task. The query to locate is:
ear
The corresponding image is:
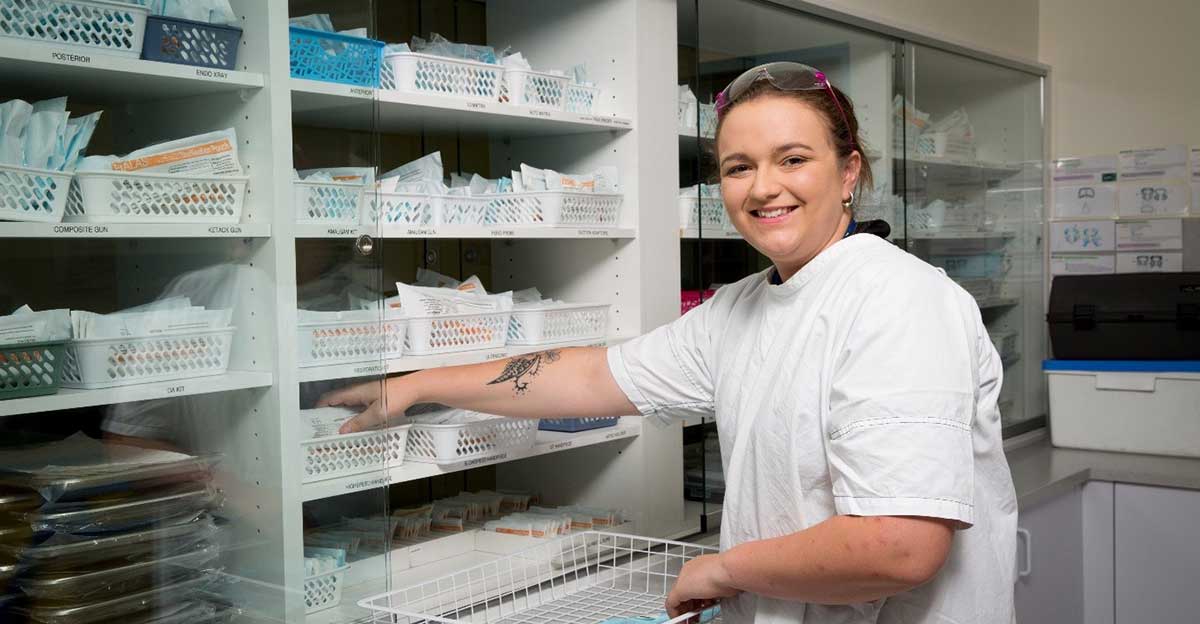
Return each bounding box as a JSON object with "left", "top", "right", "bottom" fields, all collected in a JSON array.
[{"left": 841, "top": 150, "right": 863, "bottom": 200}]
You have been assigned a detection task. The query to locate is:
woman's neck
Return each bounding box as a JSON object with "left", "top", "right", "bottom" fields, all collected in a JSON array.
[{"left": 773, "top": 212, "right": 854, "bottom": 283}]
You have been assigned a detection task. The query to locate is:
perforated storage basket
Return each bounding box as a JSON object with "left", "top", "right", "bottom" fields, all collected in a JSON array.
[
  {"left": 502, "top": 69, "right": 569, "bottom": 110},
  {"left": 290, "top": 27, "right": 383, "bottom": 88},
  {"left": 302, "top": 425, "right": 410, "bottom": 483},
  {"left": 438, "top": 195, "right": 490, "bottom": 226},
  {"left": 679, "top": 196, "right": 731, "bottom": 231},
  {"left": 297, "top": 317, "right": 407, "bottom": 367},
  {"left": 66, "top": 171, "right": 248, "bottom": 223},
  {"left": 140, "top": 15, "right": 241, "bottom": 70},
  {"left": 294, "top": 180, "right": 367, "bottom": 225},
  {"left": 914, "top": 131, "right": 976, "bottom": 161},
  {"left": 487, "top": 192, "right": 623, "bottom": 227},
  {"left": 564, "top": 84, "right": 599, "bottom": 114},
  {"left": 539, "top": 417, "right": 619, "bottom": 433},
  {"left": 364, "top": 191, "right": 436, "bottom": 226},
  {"left": 305, "top": 565, "right": 349, "bottom": 614},
  {"left": 508, "top": 303, "right": 609, "bottom": 346},
  {"left": 698, "top": 102, "right": 718, "bottom": 138},
  {"left": 0, "top": 0, "right": 149, "bottom": 57},
  {"left": 0, "top": 340, "right": 67, "bottom": 400},
  {"left": 0, "top": 165, "right": 71, "bottom": 223},
  {"left": 60, "top": 327, "right": 235, "bottom": 389},
  {"left": 405, "top": 417, "right": 537, "bottom": 465},
  {"left": 383, "top": 52, "right": 504, "bottom": 102},
  {"left": 405, "top": 312, "right": 511, "bottom": 356}
]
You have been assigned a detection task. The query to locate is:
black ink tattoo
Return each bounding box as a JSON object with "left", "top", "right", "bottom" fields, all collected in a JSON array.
[{"left": 487, "top": 350, "right": 562, "bottom": 395}]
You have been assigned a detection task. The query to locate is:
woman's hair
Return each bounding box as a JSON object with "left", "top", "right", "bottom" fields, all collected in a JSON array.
[{"left": 714, "top": 81, "right": 874, "bottom": 197}]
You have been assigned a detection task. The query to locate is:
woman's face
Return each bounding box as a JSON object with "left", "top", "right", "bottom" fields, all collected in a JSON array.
[{"left": 717, "top": 95, "right": 860, "bottom": 279}]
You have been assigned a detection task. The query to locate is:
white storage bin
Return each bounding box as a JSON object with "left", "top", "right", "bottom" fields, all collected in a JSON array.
[
  {"left": 383, "top": 52, "right": 504, "bottom": 102},
  {"left": 0, "top": 0, "right": 149, "bottom": 58},
  {"left": 301, "top": 425, "right": 410, "bottom": 483},
  {"left": 296, "top": 317, "right": 407, "bottom": 367},
  {"left": 487, "top": 192, "right": 623, "bottom": 227},
  {"left": 438, "top": 195, "right": 490, "bottom": 226},
  {"left": 1045, "top": 360, "right": 1200, "bottom": 458},
  {"left": 564, "top": 84, "right": 599, "bottom": 114},
  {"left": 989, "top": 329, "right": 1019, "bottom": 364},
  {"left": 0, "top": 165, "right": 72, "bottom": 223},
  {"left": 305, "top": 565, "right": 349, "bottom": 614},
  {"left": 66, "top": 171, "right": 248, "bottom": 224},
  {"left": 502, "top": 68, "right": 568, "bottom": 110},
  {"left": 405, "top": 311, "right": 511, "bottom": 356},
  {"left": 363, "top": 191, "right": 436, "bottom": 227},
  {"left": 698, "top": 102, "right": 718, "bottom": 139},
  {"left": 915, "top": 131, "right": 976, "bottom": 161},
  {"left": 294, "top": 180, "right": 366, "bottom": 224},
  {"left": 61, "top": 327, "right": 235, "bottom": 389},
  {"left": 508, "top": 303, "right": 609, "bottom": 346},
  {"left": 679, "top": 195, "right": 732, "bottom": 232},
  {"left": 406, "top": 417, "right": 538, "bottom": 464}
]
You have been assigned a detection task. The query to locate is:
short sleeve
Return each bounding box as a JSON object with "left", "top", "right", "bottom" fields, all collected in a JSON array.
[
  {"left": 827, "top": 269, "right": 978, "bottom": 526},
  {"left": 607, "top": 296, "right": 717, "bottom": 425}
]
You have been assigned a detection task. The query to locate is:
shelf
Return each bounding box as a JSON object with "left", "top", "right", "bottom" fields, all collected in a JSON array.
[
  {"left": 0, "top": 40, "right": 264, "bottom": 101},
  {"left": 978, "top": 296, "right": 1020, "bottom": 310},
  {"left": 297, "top": 338, "right": 610, "bottom": 384},
  {"left": 291, "top": 79, "right": 633, "bottom": 136},
  {"left": 294, "top": 223, "right": 636, "bottom": 240},
  {"left": 907, "top": 156, "right": 1023, "bottom": 181},
  {"left": 905, "top": 230, "right": 1016, "bottom": 241},
  {"left": 301, "top": 419, "right": 642, "bottom": 502},
  {"left": 0, "top": 222, "right": 271, "bottom": 239},
  {"left": 0, "top": 371, "right": 274, "bottom": 417},
  {"left": 680, "top": 227, "right": 741, "bottom": 240}
]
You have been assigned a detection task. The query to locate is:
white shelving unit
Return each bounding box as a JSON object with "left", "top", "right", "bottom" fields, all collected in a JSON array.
[
  {"left": 0, "top": 371, "right": 275, "bottom": 417},
  {"left": 0, "top": 223, "right": 273, "bottom": 239},
  {"left": 294, "top": 223, "right": 636, "bottom": 240}
]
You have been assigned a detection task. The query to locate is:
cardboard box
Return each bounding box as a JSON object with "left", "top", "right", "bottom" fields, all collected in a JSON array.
[
  {"left": 1115, "top": 218, "right": 1183, "bottom": 251},
  {"left": 1049, "top": 220, "right": 1116, "bottom": 252},
  {"left": 1050, "top": 253, "right": 1114, "bottom": 275},
  {"left": 1116, "top": 251, "right": 1183, "bottom": 273}
]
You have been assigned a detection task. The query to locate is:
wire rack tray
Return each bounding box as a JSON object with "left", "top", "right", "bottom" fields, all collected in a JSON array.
[{"left": 359, "top": 531, "right": 721, "bottom": 624}]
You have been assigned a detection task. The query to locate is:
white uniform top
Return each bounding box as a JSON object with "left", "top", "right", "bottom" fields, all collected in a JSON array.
[{"left": 608, "top": 233, "right": 1017, "bottom": 624}]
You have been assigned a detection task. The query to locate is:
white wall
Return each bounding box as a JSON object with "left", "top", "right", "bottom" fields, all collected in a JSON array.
[{"left": 1039, "top": 0, "right": 1200, "bottom": 158}]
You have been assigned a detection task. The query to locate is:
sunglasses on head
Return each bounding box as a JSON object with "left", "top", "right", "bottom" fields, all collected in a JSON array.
[{"left": 714, "top": 62, "right": 855, "bottom": 149}]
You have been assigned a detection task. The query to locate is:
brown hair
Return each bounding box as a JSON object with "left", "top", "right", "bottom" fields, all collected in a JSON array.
[{"left": 714, "top": 81, "right": 873, "bottom": 198}]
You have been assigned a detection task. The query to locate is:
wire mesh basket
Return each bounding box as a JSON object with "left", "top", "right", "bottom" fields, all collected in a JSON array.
[
  {"left": 302, "top": 424, "right": 411, "bottom": 483},
  {"left": 507, "top": 303, "right": 609, "bottom": 346},
  {"left": 60, "top": 328, "right": 235, "bottom": 389},
  {"left": 539, "top": 417, "right": 619, "bottom": 433},
  {"left": 297, "top": 317, "right": 407, "bottom": 367},
  {"left": 290, "top": 26, "right": 384, "bottom": 88},
  {"left": 0, "top": 340, "right": 67, "bottom": 400},
  {"left": 405, "top": 311, "right": 511, "bottom": 356},
  {"left": 564, "top": 84, "right": 599, "bottom": 114},
  {"left": 358, "top": 531, "right": 721, "bottom": 623},
  {"left": 66, "top": 171, "right": 247, "bottom": 224},
  {"left": 140, "top": 15, "right": 242, "bottom": 70},
  {"left": 294, "top": 179, "right": 367, "bottom": 225},
  {"left": 0, "top": 0, "right": 149, "bottom": 57},
  {"left": 0, "top": 164, "right": 72, "bottom": 223},
  {"left": 487, "top": 192, "right": 623, "bottom": 227},
  {"left": 384, "top": 52, "right": 505, "bottom": 102},
  {"left": 306, "top": 565, "right": 350, "bottom": 614},
  {"left": 365, "top": 191, "right": 437, "bottom": 227},
  {"left": 501, "top": 69, "right": 569, "bottom": 110},
  {"left": 405, "top": 417, "right": 537, "bottom": 465}
]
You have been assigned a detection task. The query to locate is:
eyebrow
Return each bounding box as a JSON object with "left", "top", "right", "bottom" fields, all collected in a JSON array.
[{"left": 719, "top": 142, "right": 816, "bottom": 168}]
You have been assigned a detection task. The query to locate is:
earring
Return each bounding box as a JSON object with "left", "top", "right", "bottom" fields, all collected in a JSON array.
[{"left": 842, "top": 191, "right": 855, "bottom": 209}]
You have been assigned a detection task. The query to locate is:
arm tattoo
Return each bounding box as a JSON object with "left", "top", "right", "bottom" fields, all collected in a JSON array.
[{"left": 487, "top": 349, "right": 562, "bottom": 395}]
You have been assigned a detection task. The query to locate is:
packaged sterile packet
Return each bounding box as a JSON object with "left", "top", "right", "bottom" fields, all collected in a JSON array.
[
  {"left": 0, "top": 306, "right": 72, "bottom": 345},
  {"left": 79, "top": 129, "right": 244, "bottom": 177},
  {"left": 298, "top": 406, "right": 359, "bottom": 439},
  {"left": 389, "top": 282, "right": 511, "bottom": 317}
]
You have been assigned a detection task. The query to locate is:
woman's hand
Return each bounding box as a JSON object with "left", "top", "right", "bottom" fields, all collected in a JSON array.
[
  {"left": 665, "top": 554, "right": 740, "bottom": 620},
  {"left": 316, "top": 376, "right": 416, "bottom": 434}
]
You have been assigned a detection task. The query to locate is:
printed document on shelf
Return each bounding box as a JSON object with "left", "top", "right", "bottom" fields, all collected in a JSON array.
[{"left": 1116, "top": 218, "right": 1183, "bottom": 251}]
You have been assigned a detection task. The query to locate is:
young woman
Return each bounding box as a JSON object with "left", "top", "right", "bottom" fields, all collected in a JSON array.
[{"left": 320, "top": 62, "right": 1017, "bottom": 623}]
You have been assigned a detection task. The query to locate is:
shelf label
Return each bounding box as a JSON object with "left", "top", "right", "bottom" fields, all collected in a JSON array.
[
  {"left": 548, "top": 440, "right": 575, "bottom": 451},
  {"left": 406, "top": 228, "right": 437, "bottom": 236},
  {"left": 489, "top": 229, "right": 516, "bottom": 237},
  {"left": 326, "top": 227, "right": 359, "bottom": 236},
  {"left": 353, "top": 364, "right": 385, "bottom": 375},
  {"left": 195, "top": 68, "right": 229, "bottom": 80},
  {"left": 604, "top": 430, "right": 630, "bottom": 441},
  {"left": 343, "top": 475, "right": 391, "bottom": 492},
  {"left": 53, "top": 224, "right": 109, "bottom": 235},
  {"left": 578, "top": 229, "right": 611, "bottom": 237},
  {"left": 349, "top": 87, "right": 375, "bottom": 98},
  {"left": 51, "top": 51, "right": 92, "bottom": 65},
  {"left": 463, "top": 452, "right": 509, "bottom": 468},
  {"left": 529, "top": 109, "right": 553, "bottom": 118},
  {"left": 466, "top": 102, "right": 488, "bottom": 111},
  {"left": 166, "top": 385, "right": 186, "bottom": 395},
  {"left": 208, "top": 225, "right": 243, "bottom": 234},
  {"left": 485, "top": 352, "right": 509, "bottom": 361}
]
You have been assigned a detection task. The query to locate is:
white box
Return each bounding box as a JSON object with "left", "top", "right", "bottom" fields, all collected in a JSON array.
[
  {"left": 1050, "top": 220, "right": 1116, "bottom": 252},
  {"left": 1116, "top": 218, "right": 1182, "bottom": 251},
  {"left": 1117, "top": 180, "right": 1189, "bottom": 217},
  {"left": 1116, "top": 252, "right": 1183, "bottom": 274},
  {"left": 1053, "top": 184, "right": 1116, "bottom": 219},
  {"left": 1051, "top": 253, "right": 1114, "bottom": 276},
  {"left": 1045, "top": 361, "right": 1200, "bottom": 458}
]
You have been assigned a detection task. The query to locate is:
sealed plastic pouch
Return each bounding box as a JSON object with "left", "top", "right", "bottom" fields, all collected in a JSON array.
[
  {"left": 15, "top": 514, "right": 219, "bottom": 572},
  {"left": 17, "top": 541, "right": 219, "bottom": 602},
  {"left": 15, "top": 573, "right": 216, "bottom": 624},
  {"left": 30, "top": 483, "right": 220, "bottom": 535}
]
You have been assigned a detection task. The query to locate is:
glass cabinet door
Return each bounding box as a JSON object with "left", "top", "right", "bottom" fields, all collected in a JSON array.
[{"left": 901, "top": 44, "right": 1047, "bottom": 434}]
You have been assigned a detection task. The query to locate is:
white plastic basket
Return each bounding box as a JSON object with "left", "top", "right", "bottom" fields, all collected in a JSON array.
[
  {"left": 364, "top": 191, "right": 436, "bottom": 226},
  {"left": 60, "top": 327, "right": 235, "bottom": 389},
  {"left": 296, "top": 317, "right": 407, "bottom": 367},
  {"left": 0, "top": 164, "right": 71, "bottom": 223},
  {"left": 439, "top": 195, "right": 491, "bottom": 226},
  {"left": 294, "top": 180, "right": 366, "bottom": 224},
  {"left": 698, "top": 102, "right": 718, "bottom": 139},
  {"left": 508, "top": 303, "right": 609, "bottom": 346},
  {"left": 358, "top": 531, "right": 721, "bottom": 623},
  {"left": 305, "top": 565, "right": 350, "bottom": 614},
  {"left": 915, "top": 131, "right": 976, "bottom": 160},
  {"left": 301, "top": 425, "right": 411, "bottom": 483},
  {"left": 383, "top": 52, "right": 504, "bottom": 102},
  {"left": 679, "top": 196, "right": 731, "bottom": 231},
  {"left": 487, "top": 192, "right": 623, "bottom": 227},
  {"left": 405, "top": 311, "right": 512, "bottom": 356},
  {"left": 405, "top": 417, "right": 537, "bottom": 465},
  {"left": 502, "top": 68, "right": 568, "bottom": 110},
  {"left": 564, "top": 84, "right": 599, "bottom": 114},
  {"left": 66, "top": 171, "right": 248, "bottom": 223},
  {"left": 0, "top": 0, "right": 149, "bottom": 58}
]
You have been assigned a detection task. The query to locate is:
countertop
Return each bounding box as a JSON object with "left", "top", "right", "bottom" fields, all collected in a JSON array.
[{"left": 1008, "top": 434, "right": 1200, "bottom": 509}]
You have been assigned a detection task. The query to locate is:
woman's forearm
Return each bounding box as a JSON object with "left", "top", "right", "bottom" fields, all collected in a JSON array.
[{"left": 718, "top": 515, "right": 954, "bottom": 604}]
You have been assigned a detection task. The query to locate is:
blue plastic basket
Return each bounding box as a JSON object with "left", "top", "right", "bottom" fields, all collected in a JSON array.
[
  {"left": 538, "top": 417, "right": 620, "bottom": 433},
  {"left": 141, "top": 15, "right": 242, "bottom": 70},
  {"left": 289, "top": 26, "right": 383, "bottom": 88}
]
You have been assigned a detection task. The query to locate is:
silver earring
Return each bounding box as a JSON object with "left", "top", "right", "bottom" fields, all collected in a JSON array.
[{"left": 842, "top": 191, "right": 855, "bottom": 209}]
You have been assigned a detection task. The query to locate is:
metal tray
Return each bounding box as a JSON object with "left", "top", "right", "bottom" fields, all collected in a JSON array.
[
  {"left": 16, "top": 515, "right": 217, "bottom": 571},
  {"left": 30, "top": 484, "right": 219, "bottom": 535},
  {"left": 16, "top": 574, "right": 213, "bottom": 624},
  {"left": 18, "top": 542, "right": 218, "bottom": 601}
]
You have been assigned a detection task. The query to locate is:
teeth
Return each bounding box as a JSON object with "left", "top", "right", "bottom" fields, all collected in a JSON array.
[{"left": 757, "top": 207, "right": 790, "bottom": 218}]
